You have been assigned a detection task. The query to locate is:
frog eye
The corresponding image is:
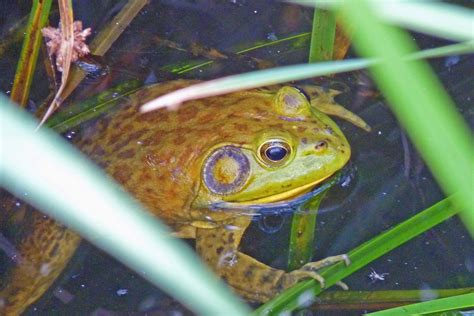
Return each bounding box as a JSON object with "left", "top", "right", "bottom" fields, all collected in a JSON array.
[
  {"left": 258, "top": 140, "right": 292, "bottom": 166},
  {"left": 202, "top": 146, "right": 250, "bottom": 195}
]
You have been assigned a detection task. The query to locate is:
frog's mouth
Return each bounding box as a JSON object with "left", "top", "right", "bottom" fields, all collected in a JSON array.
[
  {"left": 210, "top": 171, "right": 342, "bottom": 214},
  {"left": 242, "top": 174, "right": 331, "bottom": 205}
]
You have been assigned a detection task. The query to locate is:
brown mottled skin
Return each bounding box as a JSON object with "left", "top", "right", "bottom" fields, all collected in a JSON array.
[{"left": 1, "top": 80, "right": 361, "bottom": 313}]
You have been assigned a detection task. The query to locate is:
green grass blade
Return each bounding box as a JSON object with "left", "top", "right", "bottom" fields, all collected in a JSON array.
[
  {"left": 339, "top": 0, "right": 474, "bottom": 234},
  {"left": 140, "top": 41, "right": 473, "bottom": 111},
  {"left": 370, "top": 1, "right": 474, "bottom": 42},
  {"left": 287, "top": 7, "right": 337, "bottom": 272},
  {"left": 46, "top": 80, "right": 142, "bottom": 133},
  {"left": 315, "top": 288, "right": 474, "bottom": 310},
  {"left": 367, "top": 292, "right": 474, "bottom": 315},
  {"left": 0, "top": 96, "right": 250, "bottom": 316},
  {"left": 253, "top": 197, "right": 459, "bottom": 315},
  {"left": 141, "top": 59, "right": 372, "bottom": 111},
  {"left": 288, "top": 194, "right": 324, "bottom": 270},
  {"left": 294, "top": 1, "right": 474, "bottom": 41},
  {"left": 308, "top": 9, "right": 335, "bottom": 62},
  {"left": 407, "top": 41, "right": 474, "bottom": 61},
  {"left": 10, "top": 0, "right": 53, "bottom": 106}
]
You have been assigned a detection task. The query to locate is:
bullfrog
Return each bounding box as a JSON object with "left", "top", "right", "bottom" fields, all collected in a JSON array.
[{"left": 0, "top": 80, "right": 367, "bottom": 314}]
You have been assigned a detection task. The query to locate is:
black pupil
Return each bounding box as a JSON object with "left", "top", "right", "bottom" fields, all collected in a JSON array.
[{"left": 265, "top": 146, "right": 287, "bottom": 161}]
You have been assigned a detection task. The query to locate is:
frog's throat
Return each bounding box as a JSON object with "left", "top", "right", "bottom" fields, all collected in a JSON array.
[{"left": 238, "top": 173, "right": 331, "bottom": 205}]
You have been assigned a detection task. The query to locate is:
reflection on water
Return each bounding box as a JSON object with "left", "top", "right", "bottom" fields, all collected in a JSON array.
[{"left": 1, "top": 1, "right": 472, "bottom": 315}]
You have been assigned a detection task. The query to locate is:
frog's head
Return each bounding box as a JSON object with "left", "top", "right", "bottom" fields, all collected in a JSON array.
[{"left": 192, "top": 86, "right": 350, "bottom": 212}]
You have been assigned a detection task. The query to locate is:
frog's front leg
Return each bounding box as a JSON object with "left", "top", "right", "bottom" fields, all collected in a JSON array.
[
  {"left": 0, "top": 211, "right": 81, "bottom": 314},
  {"left": 196, "top": 215, "right": 284, "bottom": 301},
  {"left": 195, "top": 216, "right": 349, "bottom": 302}
]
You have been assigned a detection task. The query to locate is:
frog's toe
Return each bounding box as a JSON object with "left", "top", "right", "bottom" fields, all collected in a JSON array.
[
  {"left": 278, "top": 254, "right": 351, "bottom": 293},
  {"left": 335, "top": 281, "right": 349, "bottom": 290},
  {"left": 280, "top": 269, "right": 326, "bottom": 290},
  {"left": 342, "top": 254, "right": 351, "bottom": 266},
  {"left": 301, "top": 253, "right": 351, "bottom": 271}
]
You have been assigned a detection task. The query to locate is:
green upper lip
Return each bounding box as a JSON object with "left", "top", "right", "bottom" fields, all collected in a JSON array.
[{"left": 210, "top": 172, "right": 341, "bottom": 213}]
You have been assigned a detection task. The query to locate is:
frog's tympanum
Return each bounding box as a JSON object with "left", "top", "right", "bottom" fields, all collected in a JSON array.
[{"left": 1, "top": 80, "right": 365, "bottom": 314}]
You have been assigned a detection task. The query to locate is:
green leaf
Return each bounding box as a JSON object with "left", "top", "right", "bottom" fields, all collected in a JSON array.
[
  {"left": 0, "top": 95, "right": 250, "bottom": 316},
  {"left": 10, "top": 0, "right": 53, "bottom": 106},
  {"left": 314, "top": 288, "right": 474, "bottom": 310},
  {"left": 46, "top": 80, "right": 142, "bottom": 132},
  {"left": 140, "top": 41, "right": 473, "bottom": 111},
  {"left": 293, "top": 1, "right": 474, "bottom": 41},
  {"left": 308, "top": 9, "right": 336, "bottom": 62},
  {"left": 367, "top": 292, "right": 474, "bottom": 315},
  {"left": 288, "top": 194, "right": 324, "bottom": 271},
  {"left": 339, "top": 0, "right": 474, "bottom": 234},
  {"left": 254, "top": 197, "right": 459, "bottom": 315},
  {"left": 287, "top": 7, "right": 337, "bottom": 272}
]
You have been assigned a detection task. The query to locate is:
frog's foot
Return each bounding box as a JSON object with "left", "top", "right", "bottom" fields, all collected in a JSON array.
[
  {"left": 278, "top": 254, "right": 350, "bottom": 292},
  {"left": 315, "top": 100, "right": 371, "bottom": 132},
  {"left": 302, "top": 85, "right": 371, "bottom": 132}
]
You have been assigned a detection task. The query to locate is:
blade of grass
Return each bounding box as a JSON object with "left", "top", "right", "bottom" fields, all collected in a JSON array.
[
  {"left": 339, "top": 0, "right": 474, "bottom": 234},
  {"left": 288, "top": 194, "right": 325, "bottom": 270},
  {"left": 308, "top": 9, "right": 335, "bottom": 62},
  {"left": 294, "top": 0, "right": 474, "bottom": 42},
  {"left": 141, "top": 58, "right": 372, "bottom": 111},
  {"left": 288, "top": 7, "right": 338, "bottom": 272},
  {"left": 46, "top": 79, "right": 142, "bottom": 133},
  {"left": 140, "top": 41, "right": 473, "bottom": 112},
  {"left": 253, "top": 197, "right": 459, "bottom": 315},
  {"left": 366, "top": 292, "right": 474, "bottom": 315},
  {"left": 314, "top": 288, "right": 474, "bottom": 311},
  {"left": 10, "top": 0, "right": 53, "bottom": 106},
  {"left": 363, "top": 1, "right": 474, "bottom": 42},
  {"left": 0, "top": 96, "right": 250, "bottom": 316}
]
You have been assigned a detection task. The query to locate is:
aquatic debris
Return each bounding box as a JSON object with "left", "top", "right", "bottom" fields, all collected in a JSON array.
[
  {"left": 368, "top": 267, "right": 389, "bottom": 283},
  {"left": 42, "top": 21, "right": 91, "bottom": 72}
]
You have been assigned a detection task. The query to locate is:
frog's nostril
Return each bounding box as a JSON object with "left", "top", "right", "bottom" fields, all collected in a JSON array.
[{"left": 314, "top": 140, "right": 328, "bottom": 152}]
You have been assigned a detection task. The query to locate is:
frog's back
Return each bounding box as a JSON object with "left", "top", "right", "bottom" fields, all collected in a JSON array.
[{"left": 77, "top": 80, "right": 280, "bottom": 226}]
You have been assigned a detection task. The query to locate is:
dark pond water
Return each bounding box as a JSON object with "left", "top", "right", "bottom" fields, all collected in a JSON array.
[{"left": 1, "top": 1, "right": 473, "bottom": 315}]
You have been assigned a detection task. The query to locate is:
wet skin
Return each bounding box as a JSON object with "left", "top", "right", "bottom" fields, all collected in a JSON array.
[{"left": 1, "top": 80, "right": 363, "bottom": 313}]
